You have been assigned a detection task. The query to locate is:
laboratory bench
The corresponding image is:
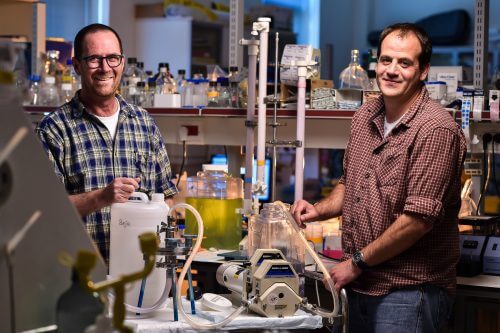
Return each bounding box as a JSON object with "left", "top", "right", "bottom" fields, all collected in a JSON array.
[{"left": 186, "top": 250, "right": 500, "bottom": 333}]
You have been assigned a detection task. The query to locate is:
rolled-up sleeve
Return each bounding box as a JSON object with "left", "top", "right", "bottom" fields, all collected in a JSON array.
[{"left": 404, "top": 127, "right": 463, "bottom": 223}]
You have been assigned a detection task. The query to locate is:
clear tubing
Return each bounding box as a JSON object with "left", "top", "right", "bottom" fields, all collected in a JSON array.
[
  {"left": 294, "top": 68, "right": 307, "bottom": 201},
  {"left": 274, "top": 201, "right": 340, "bottom": 318},
  {"left": 245, "top": 45, "right": 258, "bottom": 214},
  {"left": 256, "top": 19, "right": 269, "bottom": 191},
  {"left": 174, "top": 203, "right": 248, "bottom": 329}
]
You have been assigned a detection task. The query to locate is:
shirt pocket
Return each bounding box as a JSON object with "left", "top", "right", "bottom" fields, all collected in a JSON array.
[
  {"left": 376, "top": 149, "right": 404, "bottom": 187},
  {"left": 135, "top": 152, "right": 155, "bottom": 190}
]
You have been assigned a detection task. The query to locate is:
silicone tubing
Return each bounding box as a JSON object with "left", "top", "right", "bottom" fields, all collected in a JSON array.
[{"left": 173, "top": 203, "right": 248, "bottom": 329}]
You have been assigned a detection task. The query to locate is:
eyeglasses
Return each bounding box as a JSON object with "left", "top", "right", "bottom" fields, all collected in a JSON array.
[{"left": 81, "top": 54, "right": 124, "bottom": 69}]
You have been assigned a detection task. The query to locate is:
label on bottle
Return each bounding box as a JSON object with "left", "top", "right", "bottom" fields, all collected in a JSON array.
[{"left": 61, "top": 83, "right": 72, "bottom": 91}]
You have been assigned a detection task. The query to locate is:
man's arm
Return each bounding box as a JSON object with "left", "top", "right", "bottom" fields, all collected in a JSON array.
[
  {"left": 70, "top": 177, "right": 140, "bottom": 217},
  {"left": 291, "top": 183, "right": 345, "bottom": 226},
  {"left": 329, "top": 213, "right": 431, "bottom": 292}
]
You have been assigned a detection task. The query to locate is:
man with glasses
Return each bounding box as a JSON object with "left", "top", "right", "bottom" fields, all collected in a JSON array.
[
  {"left": 36, "top": 24, "right": 177, "bottom": 264},
  {"left": 292, "top": 23, "right": 466, "bottom": 332}
]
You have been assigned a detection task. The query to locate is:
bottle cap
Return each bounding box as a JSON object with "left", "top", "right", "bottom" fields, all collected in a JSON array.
[
  {"left": 178, "top": 69, "right": 186, "bottom": 74},
  {"left": 151, "top": 193, "right": 165, "bottom": 202},
  {"left": 127, "top": 57, "right": 137, "bottom": 64},
  {"left": 229, "top": 66, "right": 238, "bottom": 72},
  {"left": 136, "top": 81, "right": 146, "bottom": 87}
]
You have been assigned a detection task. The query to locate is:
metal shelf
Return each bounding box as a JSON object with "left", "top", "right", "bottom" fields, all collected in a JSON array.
[{"left": 23, "top": 106, "right": 493, "bottom": 121}]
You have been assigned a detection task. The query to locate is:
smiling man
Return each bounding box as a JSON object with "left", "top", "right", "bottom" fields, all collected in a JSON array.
[
  {"left": 291, "top": 23, "right": 466, "bottom": 332},
  {"left": 36, "top": 24, "right": 177, "bottom": 264}
]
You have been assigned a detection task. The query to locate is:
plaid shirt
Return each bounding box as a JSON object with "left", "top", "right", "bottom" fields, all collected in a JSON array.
[
  {"left": 340, "top": 86, "right": 466, "bottom": 296},
  {"left": 36, "top": 92, "right": 177, "bottom": 262}
]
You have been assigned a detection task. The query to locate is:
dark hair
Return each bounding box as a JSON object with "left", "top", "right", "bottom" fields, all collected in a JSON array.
[
  {"left": 74, "top": 23, "right": 123, "bottom": 59},
  {"left": 377, "top": 23, "right": 432, "bottom": 70}
]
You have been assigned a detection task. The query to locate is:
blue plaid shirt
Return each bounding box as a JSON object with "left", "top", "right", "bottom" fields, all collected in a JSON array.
[{"left": 36, "top": 92, "right": 177, "bottom": 262}]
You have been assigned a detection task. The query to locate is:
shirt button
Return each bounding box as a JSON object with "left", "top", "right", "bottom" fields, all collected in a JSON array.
[
  {"left": 365, "top": 172, "right": 370, "bottom": 178},
  {"left": 356, "top": 197, "right": 360, "bottom": 203}
]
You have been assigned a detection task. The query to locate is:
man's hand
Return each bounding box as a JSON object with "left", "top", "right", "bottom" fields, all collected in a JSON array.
[
  {"left": 101, "top": 177, "right": 141, "bottom": 205},
  {"left": 325, "top": 259, "right": 361, "bottom": 293},
  {"left": 290, "top": 200, "right": 319, "bottom": 227}
]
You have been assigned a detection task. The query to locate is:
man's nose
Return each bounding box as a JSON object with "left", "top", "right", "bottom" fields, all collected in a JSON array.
[
  {"left": 386, "top": 60, "right": 399, "bottom": 74},
  {"left": 98, "top": 58, "right": 111, "bottom": 70}
]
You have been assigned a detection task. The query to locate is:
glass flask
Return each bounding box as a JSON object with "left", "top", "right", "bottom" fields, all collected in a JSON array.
[{"left": 339, "top": 49, "right": 369, "bottom": 90}]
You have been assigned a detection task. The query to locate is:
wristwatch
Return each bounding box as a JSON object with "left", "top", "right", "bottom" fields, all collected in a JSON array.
[{"left": 351, "top": 251, "right": 370, "bottom": 270}]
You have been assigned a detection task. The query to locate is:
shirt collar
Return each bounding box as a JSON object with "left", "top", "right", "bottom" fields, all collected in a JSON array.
[
  {"left": 369, "top": 84, "right": 429, "bottom": 136},
  {"left": 70, "top": 90, "right": 138, "bottom": 118}
]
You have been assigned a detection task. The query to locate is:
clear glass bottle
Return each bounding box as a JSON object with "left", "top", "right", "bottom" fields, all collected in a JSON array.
[
  {"left": 217, "top": 77, "right": 231, "bottom": 108},
  {"left": 230, "top": 81, "right": 240, "bottom": 108},
  {"left": 367, "top": 49, "right": 379, "bottom": 91},
  {"left": 207, "top": 81, "right": 219, "bottom": 107},
  {"left": 145, "top": 80, "right": 156, "bottom": 107},
  {"left": 185, "top": 166, "right": 243, "bottom": 250},
  {"left": 26, "top": 74, "right": 41, "bottom": 105},
  {"left": 228, "top": 66, "right": 240, "bottom": 83},
  {"left": 135, "top": 81, "right": 147, "bottom": 106},
  {"left": 155, "top": 64, "right": 176, "bottom": 94},
  {"left": 123, "top": 57, "right": 141, "bottom": 93},
  {"left": 40, "top": 76, "right": 61, "bottom": 106},
  {"left": 339, "top": 49, "right": 370, "bottom": 90},
  {"left": 176, "top": 69, "right": 187, "bottom": 104},
  {"left": 56, "top": 268, "right": 104, "bottom": 333},
  {"left": 44, "top": 50, "right": 61, "bottom": 79}
]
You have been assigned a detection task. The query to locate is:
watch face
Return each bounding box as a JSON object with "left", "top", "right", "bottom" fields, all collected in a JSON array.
[{"left": 353, "top": 251, "right": 361, "bottom": 263}]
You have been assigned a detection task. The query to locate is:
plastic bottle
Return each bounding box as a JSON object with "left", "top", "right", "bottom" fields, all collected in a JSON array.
[
  {"left": 26, "top": 74, "right": 41, "bottom": 105},
  {"left": 339, "top": 49, "right": 369, "bottom": 90},
  {"left": 207, "top": 81, "right": 219, "bottom": 107},
  {"left": 230, "top": 81, "right": 240, "bottom": 108},
  {"left": 56, "top": 268, "right": 104, "bottom": 333},
  {"left": 182, "top": 79, "right": 194, "bottom": 107},
  {"left": 40, "top": 76, "right": 61, "bottom": 106},
  {"left": 110, "top": 192, "right": 169, "bottom": 308}
]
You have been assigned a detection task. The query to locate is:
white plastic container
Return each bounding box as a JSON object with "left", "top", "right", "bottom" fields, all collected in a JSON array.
[{"left": 109, "top": 192, "right": 169, "bottom": 309}]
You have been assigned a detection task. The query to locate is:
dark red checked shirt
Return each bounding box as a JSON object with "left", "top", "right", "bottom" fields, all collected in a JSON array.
[{"left": 339, "top": 85, "right": 466, "bottom": 296}]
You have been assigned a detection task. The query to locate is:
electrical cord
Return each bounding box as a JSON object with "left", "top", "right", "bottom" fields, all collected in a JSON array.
[
  {"left": 477, "top": 134, "right": 492, "bottom": 215},
  {"left": 492, "top": 134, "right": 500, "bottom": 196},
  {"left": 176, "top": 140, "right": 187, "bottom": 188}
]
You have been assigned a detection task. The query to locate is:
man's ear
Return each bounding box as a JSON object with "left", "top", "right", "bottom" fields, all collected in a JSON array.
[
  {"left": 420, "top": 63, "right": 430, "bottom": 81},
  {"left": 72, "top": 57, "right": 82, "bottom": 76}
]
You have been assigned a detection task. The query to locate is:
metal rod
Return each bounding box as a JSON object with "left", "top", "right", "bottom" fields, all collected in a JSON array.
[
  {"left": 271, "top": 32, "right": 279, "bottom": 202},
  {"left": 187, "top": 266, "right": 196, "bottom": 314}
]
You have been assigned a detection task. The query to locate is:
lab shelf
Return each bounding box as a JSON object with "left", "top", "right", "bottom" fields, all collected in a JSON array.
[{"left": 23, "top": 106, "right": 493, "bottom": 121}]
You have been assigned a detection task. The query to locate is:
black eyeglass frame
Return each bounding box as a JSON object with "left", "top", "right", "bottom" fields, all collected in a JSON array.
[{"left": 80, "top": 54, "right": 124, "bottom": 69}]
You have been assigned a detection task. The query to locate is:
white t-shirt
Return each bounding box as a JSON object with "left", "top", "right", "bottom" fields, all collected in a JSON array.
[
  {"left": 384, "top": 113, "right": 406, "bottom": 138},
  {"left": 94, "top": 98, "right": 120, "bottom": 140}
]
